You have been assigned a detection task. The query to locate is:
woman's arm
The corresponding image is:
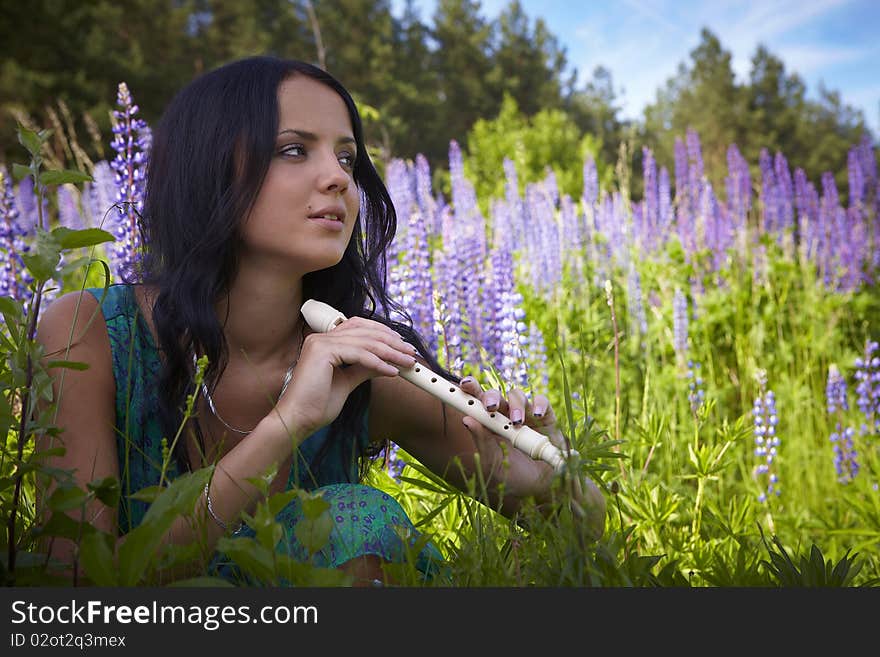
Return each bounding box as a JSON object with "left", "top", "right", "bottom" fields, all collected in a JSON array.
[
  {"left": 34, "top": 297, "right": 420, "bottom": 581},
  {"left": 34, "top": 290, "right": 124, "bottom": 572},
  {"left": 368, "top": 356, "right": 606, "bottom": 537},
  {"left": 33, "top": 291, "right": 302, "bottom": 580}
]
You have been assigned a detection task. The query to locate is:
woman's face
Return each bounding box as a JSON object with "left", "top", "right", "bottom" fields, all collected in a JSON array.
[{"left": 240, "top": 74, "right": 361, "bottom": 274}]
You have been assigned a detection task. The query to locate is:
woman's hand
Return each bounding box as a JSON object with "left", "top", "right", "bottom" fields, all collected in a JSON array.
[
  {"left": 457, "top": 377, "right": 606, "bottom": 540},
  {"left": 271, "top": 316, "right": 419, "bottom": 439}
]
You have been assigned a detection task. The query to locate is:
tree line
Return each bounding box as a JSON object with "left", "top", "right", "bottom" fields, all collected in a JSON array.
[{"left": 0, "top": 0, "right": 873, "bottom": 202}]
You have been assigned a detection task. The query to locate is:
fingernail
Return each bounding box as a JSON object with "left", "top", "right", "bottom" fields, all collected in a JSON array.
[
  {"left": 486, "top": 394, "right": 499, "bottom": 411},
  {"left": 511, "top": 409, "right": 523, "bottom": 424},
  {"left": 534, "top": 406, "right": 545, "bottom": 417},
  {"left": 460, "top": 376, "right": 473, "bottom": 386}
]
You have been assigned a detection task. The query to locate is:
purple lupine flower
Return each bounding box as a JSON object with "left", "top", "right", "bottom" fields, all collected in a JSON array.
[
  {"left": 752, "top": 370, "right": 781, "bottom": 503},
  {"left": 448, "top": 140, "right": 488, "bottom": 367},
  {"left": 848, "top": 146, "right": 865, "bottom": 211},
  {"left": 581, "top": 155, "right": 600, "bottom": 279},
  {"left": 482, "top": 246, "right": 506, "bottom": 366},
  {"left": 673, "top": 287, "right": 688, "bottom": 361},
  {"left": 673, "top": 131, "right": 704, "bottom": 259},
  {"left": 774, "top": 152, "right": 794, "bottom": 239},
  {"left": 15, "top": 174, "right": 47, "bottom": 234},
  {"left": 819, "top": 171, "right": 845, "bottom": 288},
  {"left": 385, "top": 159, "right": 436, "bottom": 350},
  {"left": 846, "top": 139, "right": 879, "bottom": 285},
  {"left": 524, "top": 320, "right": 548, "bottom": 392},
  {"left": 641, "top": 146, "right": 659, "bottom": 254},
  {"left": 460, "top": 234, "right": 487, "bottom": 369},
  {"left": 725, "top": 144, "right": 751, "bottom": 240},
  {"left": 414, "top": 154, "right": 438, "bottom": 239},
  {"left": 485, "top": 247, "right": 526, "bottom": 381},
  {"left": 582, "top": 155, "right": 599, "bottom": 215},
  {"left": 543, "top": 166, "right": 559, "bottom": 208},
  {"left": 433, "top": 246, "right": 466, "bottom": 372},
  {"left": 826, "top": 364, "right": 849, "bottom": 414},
  {"left": 673, "top": 138, "right": 695, "bottom": 258},
  {"left": 687, "top": 360, "right": 705, "bottom": 414},
  {"left": 826, "top": 363, "right": 858, "bottom": 484},
  {"left": 685, "top": 129, "right": 705, "bottom": 198},
  {"left": 853, "top": 136, "right": 878, "bottom": 251},
  {"left": 384, "top": 159, "right": 413, "bottom": 313},
  {"left": 673, "top": 136, "right": 688, "bottom": 206},
  {"left": 490, "top": 197, "right": 512, "bottom": 252},
  {"left": 108, "top": 81, "right": 151, "bottom": 283},
  {"left": 830, "top": 425, "right": 859, "bottom": 484},
  {"left": 524, "top": 181, "right": 561, "bottom": 296},
  {"left": 559, "top": 194, "right": 585, "bottom": 285},
  {"left": 794, "top": 168, "right": 819, "bottom": 264},
  {"left": 448, "top": 140, "right": 484, "bottom": 239},
  {"left": 82, "top": 161, "right": 119, "bottom": 230},
  {"left": 658, "top": 165, "right": 673, "bottom": 248},
  {"left": 701, "top": 179, "right": 729, "bottom": 272},
  {"left": 496, "top": 157, "right": 521, "bottom": 252},
  {"left": 385, "top": 441, "right": 406, "bottom": 481},
  {"left": 0, "top": 168, "right": 33, "bottom": 303},
  {"left": 758, "top": 148, "right": 778, "bottom": 237},
  {"left": 854, "top": 340, "right": 880, "bottom": 434},
  {"left": 386, "top": 158, "right": 416, "bottom": 241},
  {"left": 57, "top": 185, "right": 84, "bottom": 230},
  {"left": 611, "top": 191, "right": 632, "bottom": 266},
  {"left": 627, "top": 265, "right": 647, "bottom": 337},
  {"left": 631, "top": 201, "right": 645, "bottom": 255}
]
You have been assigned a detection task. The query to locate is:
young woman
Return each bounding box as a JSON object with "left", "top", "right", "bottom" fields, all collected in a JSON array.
[{"left": 36, "top": 56, "right": 605, "bottom": 586}]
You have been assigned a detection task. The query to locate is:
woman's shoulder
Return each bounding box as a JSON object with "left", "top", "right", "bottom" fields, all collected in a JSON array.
[
  {"left": 36, "top": 289, "right": 106, "bottom": 346},
  {"left": 35, "top": 289, "right": 115, "bottom": 390}
]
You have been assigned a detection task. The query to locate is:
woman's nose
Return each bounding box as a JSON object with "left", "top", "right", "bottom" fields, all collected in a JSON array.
[{"left": 317, "top": 152, "right": 350, "bottom": 194}]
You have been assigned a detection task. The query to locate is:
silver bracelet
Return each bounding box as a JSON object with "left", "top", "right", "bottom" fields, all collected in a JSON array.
[{"left": 204, "top": 482, "right": 243, "bottom": 534}]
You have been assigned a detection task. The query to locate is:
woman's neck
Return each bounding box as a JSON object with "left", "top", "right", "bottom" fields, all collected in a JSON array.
[{"left": 218, "top": 265, "right": 306, "bottom": 364}]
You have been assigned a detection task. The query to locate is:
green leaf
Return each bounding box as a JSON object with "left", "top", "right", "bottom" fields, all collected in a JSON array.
[
  {"left": 79, "top": 531, "right": 118, "bottom": 586},
  {"left": 266, "top": 489, "right": 299, "bottom": 517},
  {"left": 117, "top": 468, "right": 212, "bottom": 585},
  {"left": 140, "top": 467, "right": 211, "bottom": 526},
  {"left": 293, "top": 490, "right": 332, "bottom": 555},
  {"left": 128, "top": 485, "right": 165, "bottom": 504},
  {"left": 22, "top": 228, "right": 62, "bottom": 282},
  {"left": 0, "top": 296, "right": 25, "bottom": 345},
  {"left": 216, "top": 536, "right": 277, "bottom": 584},
  {"left": 30, "top": 510, "right": 96, "bottom": 542},
  {"left": 87, "top": 476, "right": 121, "bottom": 509},
  {"left": 17, "top": 126, "right": 42, "bottom": 156},
  {"left": 47, "top": 485, "right": 90, "bottom": 512},
  {"left": 46, "top": 360, "right": 90, "bottom": 371},
  {"left": 12, "top": 163, "right": 32, "bottom": 181},
  {"left": 40, "top": 169, "right": 93, "bottom": 186},
  {"left": 273, "top": 555, "right": 350, "bottom": 586},
  {"left": 51, "top": 227, "right": 115, "bottom": 250},
  {"left": 59, "top": 255, "right": 93, "bottom": 277}
]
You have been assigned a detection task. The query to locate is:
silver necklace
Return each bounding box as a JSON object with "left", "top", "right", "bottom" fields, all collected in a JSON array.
[{"left": 195, "top": 328, "right": 304, "bottom": 436}]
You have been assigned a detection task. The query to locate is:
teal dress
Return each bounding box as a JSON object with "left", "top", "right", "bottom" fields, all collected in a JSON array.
[{"left": 87, "top": 285, "right": 444, "bottom": 583}]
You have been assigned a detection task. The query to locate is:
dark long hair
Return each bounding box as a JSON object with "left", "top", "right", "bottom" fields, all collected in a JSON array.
[{"left": 139, "top": 55, "right": 457, "bottom": 479}]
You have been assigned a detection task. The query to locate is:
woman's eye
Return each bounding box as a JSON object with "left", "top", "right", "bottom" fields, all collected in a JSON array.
[
  {"left": 338, "top": 152, "right": 356, "bottom": 169},
  {"left": 278, "top": 144, "right": 305, "bottom": 158}
]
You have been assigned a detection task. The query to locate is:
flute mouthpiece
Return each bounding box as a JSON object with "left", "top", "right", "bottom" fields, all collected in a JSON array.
[{"left": 301, "top": 299, "right": 347, "bottom": 333}]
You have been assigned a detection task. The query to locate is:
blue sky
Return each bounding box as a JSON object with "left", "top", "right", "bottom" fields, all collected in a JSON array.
[{"left": 391, "top": 0, "right": 880, "bottom": 138}]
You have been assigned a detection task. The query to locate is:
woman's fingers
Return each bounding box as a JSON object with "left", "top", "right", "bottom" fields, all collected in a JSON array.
[
  {"left": 307, "top": 317, "right": 418, "bottom": 371},
  {"left": 459, "top": 377, "right": 571, "bottom": 457},
  {"left": 506, "top": 388, "right": 531, "bottom": 426}
]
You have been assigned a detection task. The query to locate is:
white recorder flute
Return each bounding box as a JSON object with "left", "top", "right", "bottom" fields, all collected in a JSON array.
[{"left": 301, "top": 299, "right": 573, "bottom": 472}]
